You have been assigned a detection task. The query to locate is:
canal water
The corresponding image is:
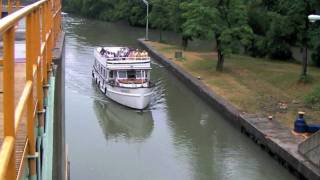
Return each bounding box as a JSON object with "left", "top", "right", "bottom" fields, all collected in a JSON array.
[{"left": 64, "top": 15, "right": 296, "bottom": 180}]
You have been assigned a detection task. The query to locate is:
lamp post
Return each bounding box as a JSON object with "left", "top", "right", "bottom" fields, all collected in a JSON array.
[
  {"left": 301, "top": 15, "right": 320, "bottom": 77},
  {"left": 308, "top": 14, "right": 320, "bottom": 23},
  {"left": 142, "top": 0, "right": 149, "bottom": 41}
]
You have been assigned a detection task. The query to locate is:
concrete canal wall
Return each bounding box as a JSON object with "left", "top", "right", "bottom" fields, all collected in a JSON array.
[
  {"left": 138, "top": 39, "right": 320, "bottom": 180},
  {"left": 52, "top": 32, "right": 67, "bottom": 180}
]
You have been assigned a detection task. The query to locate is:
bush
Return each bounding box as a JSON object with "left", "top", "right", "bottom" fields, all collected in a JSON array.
[
  {"left": 305, "top": 85, "right": 320, "bottom": 110},
  {"left": 247, "top": 35, "right": 268, "bottom": 57},
  {"left": 268, "top": 41, "right": 292, "bottom": 60}
]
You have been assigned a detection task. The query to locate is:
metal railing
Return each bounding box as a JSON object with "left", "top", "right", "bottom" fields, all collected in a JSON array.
[{"left": 0, "top": 0, "right": 61, "bottom": 179}]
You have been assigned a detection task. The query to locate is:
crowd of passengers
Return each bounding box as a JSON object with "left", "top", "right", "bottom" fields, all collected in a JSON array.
[{"left": 99, "top": 47, "right": 149, "bottom": 59}]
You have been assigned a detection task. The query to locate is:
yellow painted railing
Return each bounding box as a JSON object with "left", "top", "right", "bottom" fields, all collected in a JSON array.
[
  {"left": 0, "top": 0, "right": 22, "bottom": 18},
  {"left": 0, "top": 0, "right": 22, "bottom": 66},
  {"left": 0, "top": 0, "right": 61, "bottom": 179}
]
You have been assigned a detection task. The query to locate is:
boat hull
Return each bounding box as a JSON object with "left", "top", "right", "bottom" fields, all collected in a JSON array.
[{"left": 93, "top": 71, "right": 152, "bottom": 109}]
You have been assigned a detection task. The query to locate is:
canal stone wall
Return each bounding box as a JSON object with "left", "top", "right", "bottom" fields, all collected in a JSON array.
[
  {"left": 52, "top": 32, "right": 67, "bottom": 180},
  {"left": 138, "top": 39, "right": 320, "bottom": 180}
]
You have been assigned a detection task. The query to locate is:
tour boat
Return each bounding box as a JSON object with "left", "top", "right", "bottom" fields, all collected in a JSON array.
[{"left": 92, "top": 47, "right": 154, "bottom": 109}]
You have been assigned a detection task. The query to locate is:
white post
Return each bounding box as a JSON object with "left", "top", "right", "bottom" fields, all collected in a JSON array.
[{"left": 146, "top": 3, "right": 149, "bottom": 40}]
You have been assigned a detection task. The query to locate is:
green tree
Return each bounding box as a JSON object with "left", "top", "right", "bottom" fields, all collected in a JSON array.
[
  {"left": 253, "top": 0, "right": 319, "bottom": 78},
  {"left": 280, "top": 0, "right": 315, "bottom": 78},
  {"left": 180, "top": 1, "right": 215, "bottom": 50},
  {"left": 181, "top": 0, "right": 252, "bottom": 71},
  {"left": 149, "top": 0, "right": 172, "bottom": 41}
]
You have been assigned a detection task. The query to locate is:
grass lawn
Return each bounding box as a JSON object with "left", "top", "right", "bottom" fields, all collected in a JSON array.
[{"left": 146, "top": 41, "right": 320, "bottom": 127}]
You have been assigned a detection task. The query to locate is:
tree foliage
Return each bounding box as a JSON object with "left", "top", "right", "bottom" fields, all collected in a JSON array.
[
  {"left": 64, "top": 0, "right": 320, "bottom": 72},
  {"left": 149, "top": 0, "right": 172, "bottom": 41}
]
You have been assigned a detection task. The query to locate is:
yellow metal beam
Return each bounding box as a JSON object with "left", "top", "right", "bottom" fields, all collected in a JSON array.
[
  {"left": 14, "top": 81, "right": 32, "bottom": 132},
  {"left": 0, "top": 0, "right": 2, "bottom": 19},
  {"left": 8, "top": 0, "right": 13, "bottom": 14},
  {"left": 0, "top": 137, "right": 15, "bottom": 179},
  {"left": 0, "top": 0, "right": 47, "bottom": 33},
  {"left": 3, "top": 26, "right": 16, "bottom": 180},
  {"left": 16, "top": 0, "right": 21, "bottom": 11},
  {"left": 26, "top": 11, "right": 37, "bottom": 177}
]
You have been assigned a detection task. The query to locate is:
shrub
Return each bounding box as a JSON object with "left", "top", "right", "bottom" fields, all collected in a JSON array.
[
  {"left": 267, "top": 41, "right": 292, "bottom": 60},
  {"left": 247, "top": 35, "right": 268, "bottom": 57}
]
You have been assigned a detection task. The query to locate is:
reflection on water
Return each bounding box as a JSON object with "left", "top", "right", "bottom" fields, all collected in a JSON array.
[{"left": 93, "top": 99, "right": 154, "bottom": 141}]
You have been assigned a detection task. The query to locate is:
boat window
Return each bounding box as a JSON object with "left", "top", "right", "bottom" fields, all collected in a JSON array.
[
  {"left": 136, "top": 70, "right": 142, "bottom": 79},
  {"left": 118, "top": 71, "right": 127, "bottom": 79},
  {"left": 127, "top": 70, "right": 136, "bottom": 79},
  {"left": 109, "top": 71, "right": 114, "bottom": 78}
]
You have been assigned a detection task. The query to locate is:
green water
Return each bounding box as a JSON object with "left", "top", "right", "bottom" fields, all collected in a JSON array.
[{"left": 64, "top": 15, "right": 296, "bottom": 180}]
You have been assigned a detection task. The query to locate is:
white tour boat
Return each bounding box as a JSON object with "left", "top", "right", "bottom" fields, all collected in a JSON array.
[{"left": 92, "top": 47, "right": 154, "bottom": 109}]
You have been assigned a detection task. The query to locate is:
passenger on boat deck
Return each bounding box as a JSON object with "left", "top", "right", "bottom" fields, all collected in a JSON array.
[
  {"left": 125, "top": 50, "right": 130, "bottom": 57},
  {"left": 119, "top": 51, "right": 125, "bottom": 57},
  {"left": 104, "top": 51, "right": 114, "bottom": 59},
  {"left": 100, "top": 48, "right": 106, "bottom": 55},
  {"left": 134, "top": 49, "right": 139, "bottom": 58},
  {"left": 141, "top": 50, "right": 148, "bottom": 57}
]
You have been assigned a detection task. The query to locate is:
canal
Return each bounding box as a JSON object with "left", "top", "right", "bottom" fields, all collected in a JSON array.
[{"left": 64, "top": 15, "right": 296, "bottom": 180}]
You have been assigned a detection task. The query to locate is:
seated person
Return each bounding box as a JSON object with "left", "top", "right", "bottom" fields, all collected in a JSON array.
[{"left": 294, "top": 112, "right": 320, "bottom": 133}]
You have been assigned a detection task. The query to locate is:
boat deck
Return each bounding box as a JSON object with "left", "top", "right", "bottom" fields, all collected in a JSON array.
[{"left": 0, "top": 62, "right": 28, "bottom": 175}]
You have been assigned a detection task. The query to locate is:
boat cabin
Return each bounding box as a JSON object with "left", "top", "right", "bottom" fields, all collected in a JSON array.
[{"left": 93, "top": 47, "right": 152, "bottom": 88}]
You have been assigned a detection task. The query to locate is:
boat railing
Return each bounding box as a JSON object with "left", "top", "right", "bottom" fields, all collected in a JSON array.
[{"left": 104, "top": 56, "right": 151, "bottom": 62}]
